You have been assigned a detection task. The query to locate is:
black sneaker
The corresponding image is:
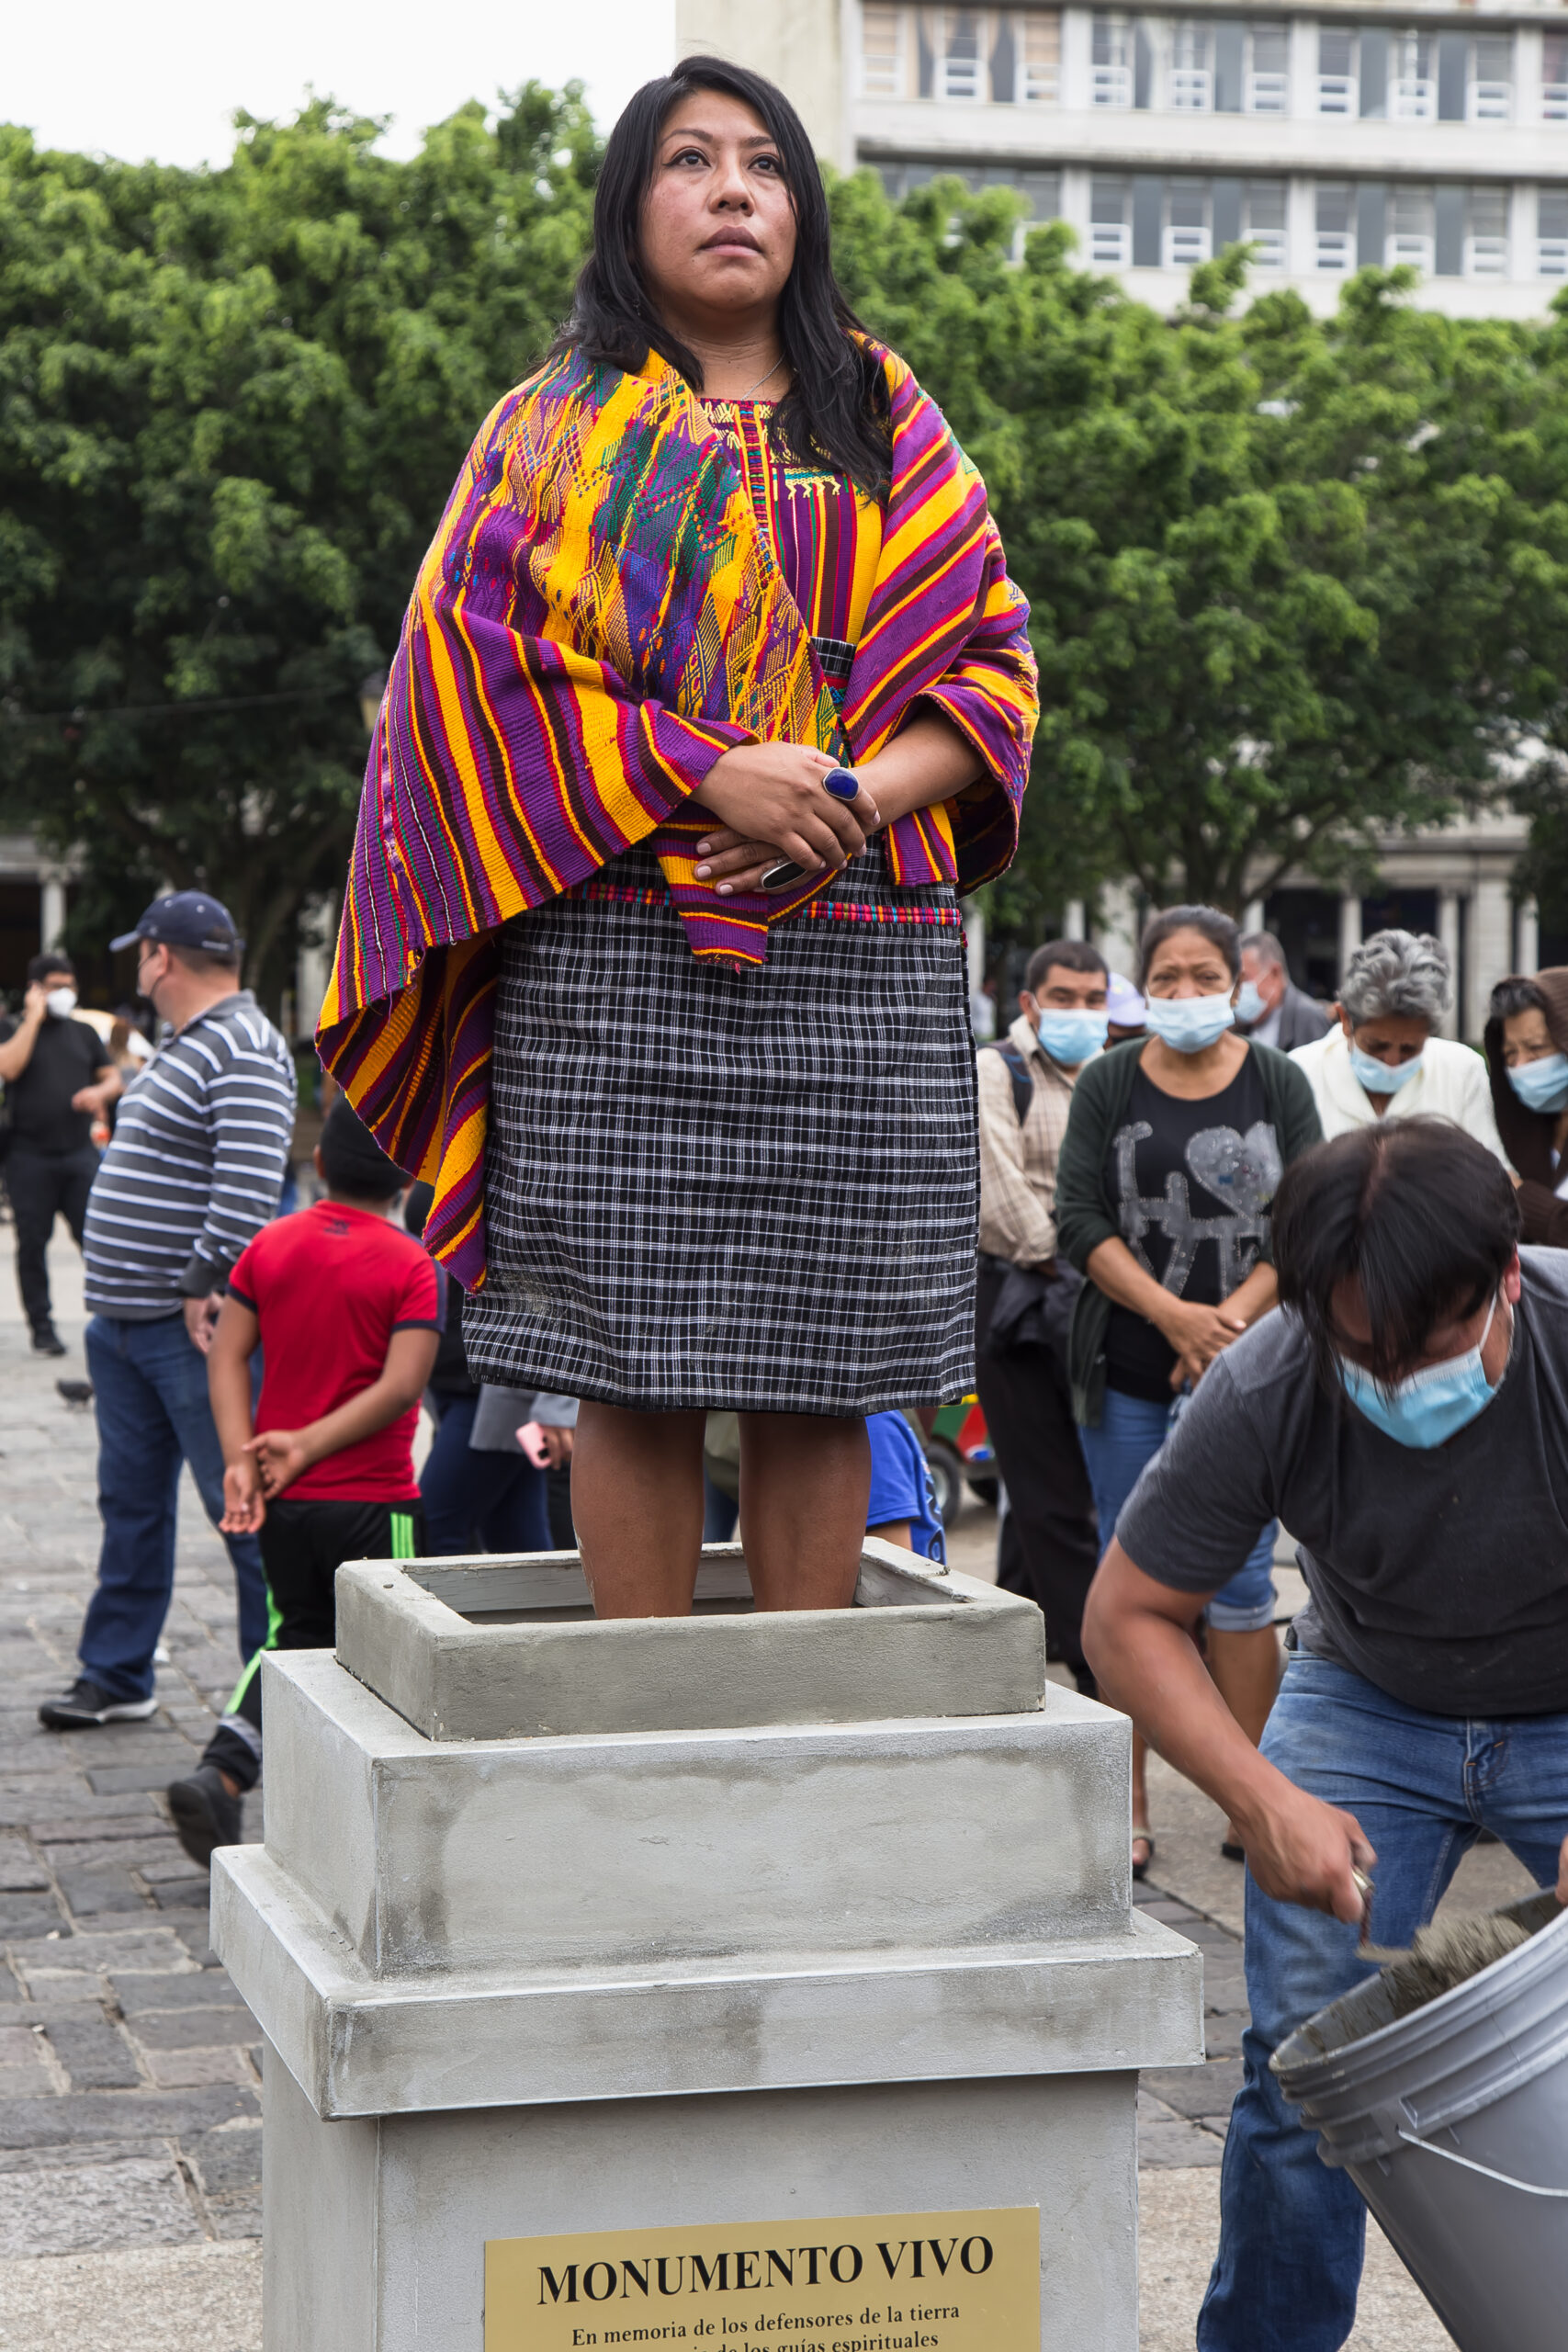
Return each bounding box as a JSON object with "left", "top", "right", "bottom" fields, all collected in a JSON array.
[
  {"left": 31, "top": 1326, "right": 66, "bottom": 1357},
  {"left": 167, "top": 1765, "right": 243, "bottom": 1869},
  {"left": 38, "top": 1678, "right": 158, "bottom": 1730}
]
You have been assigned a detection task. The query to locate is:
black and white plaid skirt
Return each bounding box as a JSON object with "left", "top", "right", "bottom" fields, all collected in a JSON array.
[{"left": 460, "top": 841, "right": 978, "bottom": 1415}]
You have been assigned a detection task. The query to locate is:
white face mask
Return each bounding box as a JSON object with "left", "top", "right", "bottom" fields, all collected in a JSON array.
[{"left": 45, "top": 987, "right": 77, "bottom": 1019}]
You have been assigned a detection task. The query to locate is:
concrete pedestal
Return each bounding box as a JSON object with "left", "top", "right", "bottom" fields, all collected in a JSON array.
[{"left": 213, "top": 1544, "right": 1201, "bottom": 2351}]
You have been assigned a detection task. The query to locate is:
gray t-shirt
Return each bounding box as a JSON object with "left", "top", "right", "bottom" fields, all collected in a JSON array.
[{"left": 1116, "top": 1247, "right": 1568, "bottom": 1717}]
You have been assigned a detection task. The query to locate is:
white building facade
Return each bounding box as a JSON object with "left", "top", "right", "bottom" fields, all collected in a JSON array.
[{"left": 685, "top": 0, "right": 1568, "bottom": 322}]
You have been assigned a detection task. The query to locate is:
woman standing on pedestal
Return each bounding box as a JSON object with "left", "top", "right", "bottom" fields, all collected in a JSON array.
[{"left": 320, "top": 59, "right": 1037, "bottom": 1616}]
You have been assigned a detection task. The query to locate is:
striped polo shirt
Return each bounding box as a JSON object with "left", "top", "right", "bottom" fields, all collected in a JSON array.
[{"left": 83, "top": 991, "right": 297, "bottom": 1319}]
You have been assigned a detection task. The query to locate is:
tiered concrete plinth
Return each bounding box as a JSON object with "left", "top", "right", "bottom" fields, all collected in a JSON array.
[{"left": 213, "top": 1543, "right": 1201, "bottom": 2350}]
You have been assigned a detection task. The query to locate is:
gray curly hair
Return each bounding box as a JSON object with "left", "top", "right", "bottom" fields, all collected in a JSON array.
[{"left": 1340, "top": 928, "right": 1452, "bottom": 1027}]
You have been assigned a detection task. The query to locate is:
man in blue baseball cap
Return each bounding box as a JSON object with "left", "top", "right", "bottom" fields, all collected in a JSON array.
[{"left": 39, "top": 891, "right": 298, "bottom": 1729}]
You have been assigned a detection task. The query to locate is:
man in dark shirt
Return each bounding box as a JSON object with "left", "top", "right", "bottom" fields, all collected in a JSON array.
[
  {"left": 1083, "top": 1120, "right": 1568, "bottom": 2352},
  {"left": 0, "top": 954, "right": 118, "bottom": 1355}
]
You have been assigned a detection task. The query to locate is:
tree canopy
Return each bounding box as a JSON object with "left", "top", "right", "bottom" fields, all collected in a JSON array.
[{"left": 6, "top": 96, "right": 1568, "bottom": 1006}]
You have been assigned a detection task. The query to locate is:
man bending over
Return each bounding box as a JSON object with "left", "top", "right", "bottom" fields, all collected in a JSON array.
[{"left": 1083, "top": 1117, "right": 1568, "bottom": 2352}]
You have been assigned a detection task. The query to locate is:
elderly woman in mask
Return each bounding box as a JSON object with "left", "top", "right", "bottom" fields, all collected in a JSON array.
[
  {"left": 1486, "top": 969, "right": 1568, "bottom": 1242},
  {"left": 1291, "top": 927, "right": 1509, "bottom": 1164}
]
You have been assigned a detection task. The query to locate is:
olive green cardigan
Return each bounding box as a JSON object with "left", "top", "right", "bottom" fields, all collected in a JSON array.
[{"left": 1054, "top": 1038, "right": 1324, "bottom": 1427}]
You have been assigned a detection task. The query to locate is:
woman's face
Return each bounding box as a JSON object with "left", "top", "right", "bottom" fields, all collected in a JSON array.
[
  {"left": 638, "top": 92, "right": 797, "bottom": 334},
  {"left": 1338, "top": 1008, "right": 1429, "bottom": 1068},
  {"left": 1503, "top": 1005, "right": 1558, "bottom": 1068},
  {"left": 1144, "top": 928, "right": 1237, "bottom": 1001}
]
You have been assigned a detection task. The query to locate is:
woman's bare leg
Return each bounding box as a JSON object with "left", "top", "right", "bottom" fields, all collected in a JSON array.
[
  {"left": 738, "top": 1412, "right": 870, "bottom": 1611},
  {"left": 571, "top": 1403, "right": 706, "bottom": 1617},
  {"left": 1132, "top": 1730, "right": 1153, "bottom": 1874}
]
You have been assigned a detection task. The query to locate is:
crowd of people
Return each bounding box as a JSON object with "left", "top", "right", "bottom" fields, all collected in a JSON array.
[{"left": 6, "top": 50, "right": 1568, "bottom": 2352}]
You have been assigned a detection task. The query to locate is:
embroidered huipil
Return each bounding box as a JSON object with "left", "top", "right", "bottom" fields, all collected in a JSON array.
[{"left": 571, "top": 397, "right": 914, "bottom": 925}]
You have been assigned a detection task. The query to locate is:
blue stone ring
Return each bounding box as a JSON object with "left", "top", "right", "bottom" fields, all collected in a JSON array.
[{"left": 823, "top": 767, "right": 862, "bottom": 802}]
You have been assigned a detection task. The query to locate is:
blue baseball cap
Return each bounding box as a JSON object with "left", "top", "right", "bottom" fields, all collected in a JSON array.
[{"left": 110, "top": 891, "right": 243, "bottom": 957}]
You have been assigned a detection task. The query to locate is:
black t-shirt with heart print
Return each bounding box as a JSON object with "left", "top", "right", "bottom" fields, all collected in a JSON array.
[{"left": 1101, "top": 1053, "right": 1282, "bottom": 1402}]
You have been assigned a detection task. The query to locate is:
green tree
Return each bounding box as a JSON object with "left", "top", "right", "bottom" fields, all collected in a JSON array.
[
  {"left": 0, "top": 88, "right": 598, "bottom": 1003},
  {"left": 830, "top": 175, "right": 1568, "bottom": 924}
]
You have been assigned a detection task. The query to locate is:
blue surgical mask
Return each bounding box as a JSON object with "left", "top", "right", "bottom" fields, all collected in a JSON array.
[
  {"left": 1035, "top": 1008, "right": 1109, "bottom": 1066},
  {"left": 1338, "top": 1295, "right": 1501, "bottom": 1450},
  {"left": 1145, "top": 991, "right": 1236, "bottom": 1054},
  {"left": 1507, "top": 1052, "right": 1568, "bottom": 1114},
  {"left": 1348, "top": 1041, "right": 1424, "bottom": 1095},
  {"left": 1235, "top": 979, "right": 1267, "bottom": 1025}
]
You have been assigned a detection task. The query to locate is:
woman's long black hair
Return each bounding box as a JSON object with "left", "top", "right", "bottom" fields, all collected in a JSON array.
[{"left": 563, "top": 55, "right": 891, "bottom": 496}]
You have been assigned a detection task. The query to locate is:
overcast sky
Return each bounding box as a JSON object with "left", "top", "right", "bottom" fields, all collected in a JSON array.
[{"left": 6, "top": 0, "right": 676, "bottom": 166}]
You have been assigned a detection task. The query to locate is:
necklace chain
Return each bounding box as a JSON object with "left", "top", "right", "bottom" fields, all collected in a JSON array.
[{"left": 743, "top": 355, "right": 784, "bottom": 399}]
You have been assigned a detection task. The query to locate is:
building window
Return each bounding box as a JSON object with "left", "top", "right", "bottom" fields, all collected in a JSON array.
[
  {"left": 1165, "top": 178, "right": 1213, "bottom": 267},
  {"left": 1245, "top": 179, "right": 1288, "bottom": 269},
  {"left": 1540, "top": 190, "right": 1568, "bottom": 277},
  {"left": 1389, "top": 34, "right": 1436, "bottom": 124},
  {"left": 1544, "top": 37, "right": 1568, "bottom": 122},
  {"left": 1316, "top": 181, "right": 1356, "bottom": 271},
  {"left": 1387, "top": 184, "right": 1435, "bottom": 272},
  {"left": 1018, "top": 11, "right": 1061, "bottom": 103},
  {"left": 1091, "top": 15, "right": 1134, "bottom": 108},
  {"left": 934, "top": 9, "right": 986, "bottom": 102},
  {"left": 863, "top": 5, "right": 908, "bottom": 98},
  {"left": 1169, "top": 21, "right": 1214, "bottom": 112},
  {"left": 1318, "top": 28, "right": 1357, "bottom": 116},
  {"left": 1246, "top": 23, "right": 1290, "bottom": 114},
  {"left": 1464, "top": 186, "right": 1509, "bottom": 276},
  {"left": 1090, "top": 174, "right": 1132, "bottom": 266},
  {"left": 1468, "top": 37, "right": 1513, "bottom": 124}
]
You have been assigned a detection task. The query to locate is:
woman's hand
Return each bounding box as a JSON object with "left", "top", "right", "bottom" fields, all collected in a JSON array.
[
  {"left": 1157, "top": 1298, "right": 1249, "bottom": 1388},
  {"left": 691, "top": 744, "right": 880, "bottom": 894}
]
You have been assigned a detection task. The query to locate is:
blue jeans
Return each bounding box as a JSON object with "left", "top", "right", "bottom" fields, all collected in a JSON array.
[
  {"left": 419, "top": 1391, "right": 550, "bottom": 1555},
  {"left": 81, "top": 1313, "right": 269, "bottom": 1702},
  {"left": 1078, "top": 1385, "right": 1277, "bottom": 1629},
  {"left": 1199, "top": 1653, "right": 1568, "bottom": 2351}
]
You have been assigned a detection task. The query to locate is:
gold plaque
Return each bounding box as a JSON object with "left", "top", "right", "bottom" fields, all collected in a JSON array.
[{"left": 485, "top": 2205, "right": 1040, "bottom": 2350}]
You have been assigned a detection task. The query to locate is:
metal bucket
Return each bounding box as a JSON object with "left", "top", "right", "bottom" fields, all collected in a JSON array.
[{"left": 1272, "top": 1891, "right": 1568, "bottom": 2352}]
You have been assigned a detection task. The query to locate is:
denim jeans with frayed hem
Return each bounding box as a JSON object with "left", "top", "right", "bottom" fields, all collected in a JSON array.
[
  {"left": 1198, "top": 1652, "right": 1568, "bottom": 2352},
  {"left": 79, "top": 1312, "right": 269, "bottom": 1702}
]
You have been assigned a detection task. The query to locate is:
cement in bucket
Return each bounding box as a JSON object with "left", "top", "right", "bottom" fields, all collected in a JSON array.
[{"left": 1272, "top": 1890, "right": 1568, "bottom": 2352}]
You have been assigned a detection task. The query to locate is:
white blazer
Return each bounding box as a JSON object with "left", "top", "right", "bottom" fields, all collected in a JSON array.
[{"left": 1290, "top": 1026, "right": 1513, "bottom": 1169}]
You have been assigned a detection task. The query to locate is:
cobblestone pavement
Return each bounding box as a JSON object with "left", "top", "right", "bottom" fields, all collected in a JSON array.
[{"left": 0, "top": 1237, "right": 263, "bottom": 2264}]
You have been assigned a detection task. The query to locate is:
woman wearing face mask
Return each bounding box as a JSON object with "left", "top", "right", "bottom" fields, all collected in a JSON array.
[
  {"left": 1291, "top": 928, "right": 1509, "bottom": 1164},
  {"left": 1486, "top": 969, "right": 1568, "bottom": 1241},
  {"left": 1055, "top": 905, "right": 1322, "bottom": 1875}
]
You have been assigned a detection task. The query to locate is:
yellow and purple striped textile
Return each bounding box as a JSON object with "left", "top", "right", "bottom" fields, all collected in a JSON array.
[{"left": 319, "top": 338, "right": 1037, "bottom": 1288}]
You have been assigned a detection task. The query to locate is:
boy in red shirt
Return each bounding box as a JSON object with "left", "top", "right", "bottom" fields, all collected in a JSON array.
[{"left": 167, "top": 1099, "right": 442, "bottom": 1864}]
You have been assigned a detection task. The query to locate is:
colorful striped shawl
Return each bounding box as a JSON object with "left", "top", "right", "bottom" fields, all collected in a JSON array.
[{"left": 319, "top": 338, "right": 1037, "bottom": 1288}]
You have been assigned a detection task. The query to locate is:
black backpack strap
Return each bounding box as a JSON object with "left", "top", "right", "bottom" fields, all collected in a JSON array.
[{"left": 983, "top": 1040, "right": 1033, "bottom": 1125}]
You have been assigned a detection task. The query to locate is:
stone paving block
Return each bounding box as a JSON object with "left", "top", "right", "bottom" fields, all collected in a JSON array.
[
  {"left": 85, "top": 1767, "right": 189, "bottom": 1796},
  {"left": 55, "top": 1871, "right": 150, "bottom": 1919},
  {"left": 183, "top": 2120, "right": 262, "bottom": 2198},
  {"left": 144, "top": 2045, "right": 254, "bottom": 2090},
  {"left": 44, "top": 2018, "right": 142, "bottom": 2092},
  {"left": 0, "top": 2067, "right": 54, "bottom": 2101},
  {"left": 0, "top": 2084, "right": 258, "bottom": 2149},
  {"left": 0, "top": 1897, "right": 67, "bottom": 1940},
  {"left": 1143, "top": 2059, "right": 1246, "bottom": 2121},
  {"left": 0, "top": 2032, "right": 39, "bottom": 2070},
  {"left": 111, "top": 1971, "right": 242, "bottom": 2014},
  {"left": 0, "top": 1843, "right": 47, "bottom": 1894},
  {"left": 129, "top": 2008, "right": 255, "bottom": 2052},
  {"left": 0, "top": 2152, "right": 202, "bottom": 2256},
  {"left": 150, "top": 1881, "right": 210, "bottom": 1912},
  {"left": 24, "top": 1807, "right": 162, "bottom": 1838}
]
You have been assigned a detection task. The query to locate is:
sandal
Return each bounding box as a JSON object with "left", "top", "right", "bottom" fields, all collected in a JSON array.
[
  {"left": 1132, "top": 1826, "right": 1156, "bottom": 1883},
  {"left": 1220, "top": 1838, "right": 1247, "bottom": 1863}
]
